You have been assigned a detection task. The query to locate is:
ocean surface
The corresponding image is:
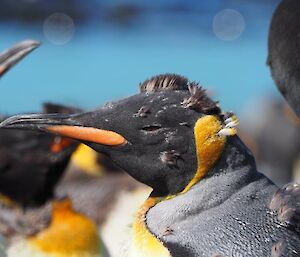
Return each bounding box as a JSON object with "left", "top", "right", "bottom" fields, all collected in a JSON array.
[{"left": 0, "top": 3, "right": 281, "bottom": 115}]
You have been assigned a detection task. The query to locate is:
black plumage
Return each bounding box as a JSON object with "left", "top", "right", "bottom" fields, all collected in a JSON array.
[{"left": 0, "top": 104, "right": 79, "bottom": 208}]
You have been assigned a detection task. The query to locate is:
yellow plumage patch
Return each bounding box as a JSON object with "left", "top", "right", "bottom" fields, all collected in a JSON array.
[
  {"left": 71, "top": 144, "right": 103, "bottom": 176},
  {"left": 129, "top": 197, "right": 171, "bottom": 257},
  {"left": 28, "top": 198, "right": 101, "bottom": 257}
]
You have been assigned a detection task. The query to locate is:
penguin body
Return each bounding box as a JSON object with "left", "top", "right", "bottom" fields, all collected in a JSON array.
[
  {"left": 1, "top": 74, "right": 299, "bottom": 256},
  {"left": 0, "top": 103, "right": 79, "bottom": 208},
  {"left": 58, "top": 149, "right": 149, "bottom": 257}
]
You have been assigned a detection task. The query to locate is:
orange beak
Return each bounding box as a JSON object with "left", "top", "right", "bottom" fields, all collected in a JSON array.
[{"left": 47, "top": 126, "right": 126, "bottom": 146}]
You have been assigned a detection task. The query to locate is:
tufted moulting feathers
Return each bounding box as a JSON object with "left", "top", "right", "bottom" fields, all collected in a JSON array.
[
  {"left": 182, "top": 83, "right": 221, "bottom": 115},
  {"left": 139, "top": 74, "right": 221, "bottom": 116},
  {"left": 139, "top": 74, "right": 188, "bottom": 93}
]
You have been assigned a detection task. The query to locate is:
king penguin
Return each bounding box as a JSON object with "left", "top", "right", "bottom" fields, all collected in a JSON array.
[{"left": 1, "top": 74, "right": 299, "bottom": 257}]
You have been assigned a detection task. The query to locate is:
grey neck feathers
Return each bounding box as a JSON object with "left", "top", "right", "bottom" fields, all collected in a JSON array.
[{"left": 147, "top": 136, "right": 275, "bottom": 226}]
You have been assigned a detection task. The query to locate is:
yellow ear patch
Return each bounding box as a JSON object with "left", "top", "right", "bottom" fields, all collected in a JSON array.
[
  {"left": 28, "top": 198, "right": 101, "bottom": 257},
  {"left": 182, "top": 115, "right": 226, "bottom": 193}
]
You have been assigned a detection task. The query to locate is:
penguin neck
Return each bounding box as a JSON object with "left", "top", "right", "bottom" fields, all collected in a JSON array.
[
  {"left": 208, "top": 136, "right": 258, "bottom": 183},
  {"left": 130, "top": 136, "right": 257, "bottom": 257},
  {"left": 130, "top": 197, "right": 171, "bottom": 257},
  {"left": 145, "top": 136, "right": 263, "bottom": 229},
  {"left": 197, "top": 136, "right": 260, "bottom": 205}
]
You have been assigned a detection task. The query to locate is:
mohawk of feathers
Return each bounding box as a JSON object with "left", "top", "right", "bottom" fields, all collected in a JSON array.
[
  {"left": 139, "top": 74, "right": 221, "bottom": 115},
  {"left": 139, "top": 74, "right": 189, "bottom": 93},
  {"left": 182, "top": 83, "right": 221, "bottom": 115}
]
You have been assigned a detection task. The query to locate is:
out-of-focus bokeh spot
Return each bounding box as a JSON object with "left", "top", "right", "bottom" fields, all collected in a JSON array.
[
  {"left": 43, "top": 13, "right": 75, "bottom": 45},
  {"left": 213, "top": 9, "right": 245, "bottom": 41}
]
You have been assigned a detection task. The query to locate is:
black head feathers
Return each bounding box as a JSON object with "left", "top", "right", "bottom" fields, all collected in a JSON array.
[{"left": 140, "top": 73, "right": 221, "bottom": 115}]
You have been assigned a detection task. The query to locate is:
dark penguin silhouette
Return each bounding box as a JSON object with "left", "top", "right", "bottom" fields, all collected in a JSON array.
[
  {"left": 0, "top": 41, "right": 79, "bottom": 208},
  {"left": 1, "top": 74, "right": 299, "bottom": 256},
  {"left": 268, "top": 0, "right": 300, "bottom": 118},
  {"left": 0, "top": 103, "right": 79, "bottom": 208}
]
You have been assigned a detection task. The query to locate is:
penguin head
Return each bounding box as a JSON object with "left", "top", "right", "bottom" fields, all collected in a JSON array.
[{"left": 0, "top": 74, "right": 238, "bottom": 197}]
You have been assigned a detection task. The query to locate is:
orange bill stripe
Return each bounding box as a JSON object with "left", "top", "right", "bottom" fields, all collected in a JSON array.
[
  {"left": 50, "top": 137, "right": 74, "bottom": 153},
  {"left": 0, "top": 66, "right": 6, "bottom": 75},
  {"left": 47, "top": 125, "right": 126, "bottom": 146}
]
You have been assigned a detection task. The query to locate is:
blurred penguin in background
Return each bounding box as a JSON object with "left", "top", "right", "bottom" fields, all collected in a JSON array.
[
  {"left": 240, "top": 98, "right": 300, "bottom": 185},
  {"left": 265, "top": 0, "right": 300, "bottom": 184},
  {"left": 268, "top": 0, "right": 300, "bottom": 118}
]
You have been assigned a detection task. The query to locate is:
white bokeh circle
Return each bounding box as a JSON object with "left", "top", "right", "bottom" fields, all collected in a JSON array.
[
  {"left": 213, "top": 9, "right": 245, "bottom": 41},
  {"left": 43, "top": 13, "right": 75, "bottom": 45}
]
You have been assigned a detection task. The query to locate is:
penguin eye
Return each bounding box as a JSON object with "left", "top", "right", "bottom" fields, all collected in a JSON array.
[{"left": 141, "top": 125, "right": 162, "bottom": 132}]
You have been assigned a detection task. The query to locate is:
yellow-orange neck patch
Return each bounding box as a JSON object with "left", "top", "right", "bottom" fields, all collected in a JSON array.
[
  {"left": 182, "top": 115, "right": 226, "bottom": 193},
  {"left": 71, "top": 144, "right": 103, "bottom": 176},
  {"left": 29, "top": 198, "right": 101, "bottom": 257},
  {"left": 130, "top": 197, "right": 171, "bottom": 257}
]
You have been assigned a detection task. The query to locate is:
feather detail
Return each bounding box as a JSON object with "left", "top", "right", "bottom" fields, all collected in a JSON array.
[
  {"left": 271, "top": 240, "right": 287, "bottom": 257},
  {"left": 139, "top": 74, "right": 188, "bottom": 93},
  {"left": 181, "top": 83, "right": 221, "bottom": 115},
  {"left": 159, "top": 150, "right": 181, "bottom": 167},
  {"left": 269, "top": 182, "right": 300, "bottom": 232},
  {"left": 134, "top": 106, "right": 151, "bottom": 118}
]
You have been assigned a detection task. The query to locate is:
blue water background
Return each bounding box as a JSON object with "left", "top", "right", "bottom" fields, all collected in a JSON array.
[{"left": 0, "top": 1, "right": 281, "bottom": 115}]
